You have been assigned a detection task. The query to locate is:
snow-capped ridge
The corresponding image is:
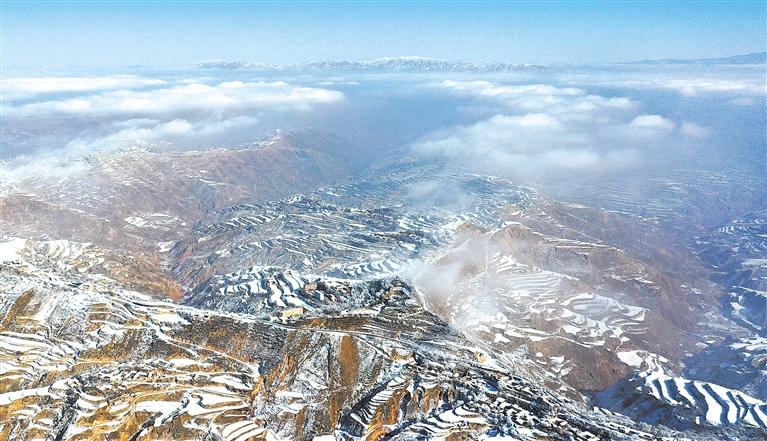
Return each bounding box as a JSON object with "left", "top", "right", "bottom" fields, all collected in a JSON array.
[{"left": 196, "top": 56, "right": 546, "bottom": 73}]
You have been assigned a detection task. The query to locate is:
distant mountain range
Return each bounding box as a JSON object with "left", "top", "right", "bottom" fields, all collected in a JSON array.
[
  {"left": 634, "top": 52, "right": 767, "bottom": 65},
  {"left": 196, "top": 56, "right": 546, "bottom": 72},
  {"left": 197, "top": 53, "right": 766, "bottom": 72}
]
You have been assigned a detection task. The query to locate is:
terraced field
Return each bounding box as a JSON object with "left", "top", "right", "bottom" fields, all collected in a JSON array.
[
  {"left": 1, "top": 238, "right": 697, "bottom": 441},
  {"left": 1, "top": 142, "right": 765, "bottom": 439},
  {"left": 169, "top": 172, "right": 534, "bottom": 289},
  {"left": 693, "top": 209, "right": 767, "bottom": 336},
  {"left": 597, "top": 370, "right": 767, "bottom": 432}
]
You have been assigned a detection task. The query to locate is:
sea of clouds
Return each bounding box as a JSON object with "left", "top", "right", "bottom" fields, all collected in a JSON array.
[{"left": 0, "top": 63, "right": 764, "bottom": 184}]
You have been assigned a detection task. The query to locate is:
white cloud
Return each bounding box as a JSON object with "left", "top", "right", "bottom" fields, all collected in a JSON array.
[
  {"left": 629, "top": 114, "right": 676, "bottom": 133},
  {"left": 414, "top": 113, "right": 639, "bottom": 173},
  {"left": 660, "top": 78, "right": 766, "bottom": 97},
  {"left": 562, "top": 69, "right": 767, "bottom": 97},
  {"left": 1, "top": 75, "right": 166, "bottom": 101},
  {"left": 4, "top": 80, "right": 344, "bottom": 117},
  {"left": 0, "top": 75, "right": 347, "bottom": 174},
  {"left": 0, "top": 115, "right": 264, "bottom": 183},
  {"left": 414, "top": 80, "right": 687, "bottom": 177},
  {"left": 0, "top": 156, "right": 89, "bottom": 183},
  {"left": 110, "top": 118, "right": 161, "bottom": 129},
  {"left": 679, "top": 121, "right": 711, "bottom": 138},
  {"left": 440, "top": 80, "right": 583, "bottom": 98},
  {"left": 513, "top": 113, "right": 562, "bottom": 128},
  {"left": 64, "top": 116, "right": 260, "bottom": 153},
  {"left": 439, "top": 80, "right": 638, "bottom": 114}
]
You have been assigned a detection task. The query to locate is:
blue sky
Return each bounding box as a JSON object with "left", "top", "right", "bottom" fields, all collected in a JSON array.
[{"left": 1, "top": 1, "right": 765, "bottom": 68}]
